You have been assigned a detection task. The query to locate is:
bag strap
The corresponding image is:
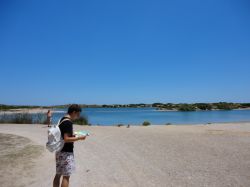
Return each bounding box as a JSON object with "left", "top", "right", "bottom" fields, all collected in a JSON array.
[{"left": 55, "top": 117, "right": 72, "bottom": 127}]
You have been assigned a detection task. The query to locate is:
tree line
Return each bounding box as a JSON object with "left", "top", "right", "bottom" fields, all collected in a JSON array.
[{"left": 1, "top": 102, "right": 250, "bottom": 111}]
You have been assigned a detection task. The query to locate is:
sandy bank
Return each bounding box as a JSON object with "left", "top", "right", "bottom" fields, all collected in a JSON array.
[{"left": 0, "top": 122, "right": 249, "bottom": 187}]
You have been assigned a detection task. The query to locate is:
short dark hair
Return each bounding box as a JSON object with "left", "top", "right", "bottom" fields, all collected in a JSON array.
[{"left": 68, "top": 104, "right": 82, "bottom": 114}]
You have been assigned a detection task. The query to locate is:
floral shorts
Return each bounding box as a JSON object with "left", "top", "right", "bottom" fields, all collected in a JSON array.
[{"left": 56, "top": 151, "right": 76, "bottom": 176}]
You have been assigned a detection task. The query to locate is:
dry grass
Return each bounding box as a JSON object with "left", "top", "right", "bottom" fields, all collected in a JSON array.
[{"left": 0, "top": 133, "right": 44, "bottom": 187}]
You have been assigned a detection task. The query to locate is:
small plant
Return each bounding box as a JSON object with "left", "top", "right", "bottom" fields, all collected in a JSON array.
[
  {"left": 142, "top": 121, "right": 151, "bottom": 126},
  {"left": 73, "top": 115, "right": 88, "bottom": 125},
  {"left": 165, "top": 123, "right": 172, "bottom": 125}
]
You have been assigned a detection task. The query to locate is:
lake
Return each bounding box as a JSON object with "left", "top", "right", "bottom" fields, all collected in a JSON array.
[{"left": 51, "top": 107, "right": 250, "bottom": 125}]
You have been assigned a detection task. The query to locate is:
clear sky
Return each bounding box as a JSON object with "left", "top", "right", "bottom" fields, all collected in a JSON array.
[{"left": 0, "top": 0, "right": 250, "bottom": 105}]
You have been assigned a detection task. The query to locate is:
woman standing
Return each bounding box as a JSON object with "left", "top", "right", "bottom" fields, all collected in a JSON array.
[{"left": 47, "top": 110, "right": 52, "bottom": 127}]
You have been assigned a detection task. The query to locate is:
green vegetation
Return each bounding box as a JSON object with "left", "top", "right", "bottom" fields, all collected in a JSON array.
[
  {"left": 156, "top": 102, "right": 249, "bottom": 111},
  {"left": 0, "top": 113, "right": 47, "bottom": 124},
  {"left": 177, "top": 104, "right": 196, "bottom": 111},
  {"left": 73, "top": 115, "right": 89, "bottom": 125},
  {"left": 152, "top": 103, "right": 164, "bottom": 107},
  {"left": 142, "top": 121, "right": 151, "bottom": 126},
  {"left": 195, "top": 103, "right": 212, "bottom": 110},
  {"left": 117, "top": 124, "right": 124, "bottom": 127},
  {"left": 212, "top": 102, "right": 240, "bottom": 110},
  {"left": 1, "top": 102, "right": 250, "bottom": 112},
  {"left": 241, "top": 103, "right": 250, "bottom": 108},
  {"left": 155, "top": 103, "right": 175, "bottom": 110}
]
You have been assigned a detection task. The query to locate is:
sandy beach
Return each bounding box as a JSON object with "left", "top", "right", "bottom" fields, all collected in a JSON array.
[
  {"left": 0, "top": 122, "right": 250, "bottom": 187},
  {"left": 0, "top": 108, "right": 50, "bottom": 114},
  {"left": 0, "top": 108, "right": 66, "bottom": 114}
]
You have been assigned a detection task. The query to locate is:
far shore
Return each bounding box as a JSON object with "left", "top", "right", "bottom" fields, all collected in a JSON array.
[
  {"left": 156, "top": 107, "right": 250, "bottom": 111},
  {"left": 1, "top": 107, "right": 250, "bottom": 114}
]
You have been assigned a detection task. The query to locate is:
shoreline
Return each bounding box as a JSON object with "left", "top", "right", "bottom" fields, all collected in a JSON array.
[
  {"left": 103, "top": 120, "right": 250, "bottom": 126},
  {"left": 1, "top": 107, "right": 250, "bottom": 114},
  {"left": 148, "top": 120, "right": 250, "bottom": 126},
  {"left": 156, "top": 107, "right": 250, "bottom": 112}
]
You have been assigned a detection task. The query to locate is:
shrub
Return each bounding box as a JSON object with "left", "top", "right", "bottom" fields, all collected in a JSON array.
[
  {"left": 194, "top": 103, "right": 212, "bottom": 110},
  {"left": 213, "top": 102, "right": 235, "bottom": 110},
  {"left": 33, "top": 113, "right": 47, "bottom": 124},
  {"left": 73, "top": 115, "right": 88, "bottom": 125},
  {"left": 14, "top": 113, "right": 33, "bottom": 124},
  {"left": 0, "top": 113, "right": 9, "bottom": 123},
  {"left": 152, "top": 103, "right": 164, "bottom": 107},
  {"left": 177, "top": 104, "right": 196, "bottom": 111},
  {"left": 142, "top": 121, "right": 151, "bottom": 126},
  {"left": 0, "top": 113, "right": 33, "bottom": 124},
  {"left": 165, "top": 123, "right": 172, "bottom": 125},
  {"left": 240, "top": 103, "right": 250, "bottom": 108}
]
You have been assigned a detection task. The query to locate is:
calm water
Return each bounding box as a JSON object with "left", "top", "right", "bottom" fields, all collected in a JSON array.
[{"left": 51, "top": 107, "right": 250, "bottom": 125}]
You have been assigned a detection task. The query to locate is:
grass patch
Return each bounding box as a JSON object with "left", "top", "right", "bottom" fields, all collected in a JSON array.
[{"left": 0, "top": 133, "right": 44, "bottom": 187}]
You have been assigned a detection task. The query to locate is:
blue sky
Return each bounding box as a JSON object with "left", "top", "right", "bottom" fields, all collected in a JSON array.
[{"left": 0, "top": 0, "right": 250, "bottom": 105}]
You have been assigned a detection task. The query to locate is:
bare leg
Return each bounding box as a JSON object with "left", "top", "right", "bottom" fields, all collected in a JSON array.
[
  {"left": 53, "top": 174, "right": 61, "bottom": 187},
  {"left": 48, "top": 118, "right": 51, "bottom": 127},
  {"left": 61, "top": 176, "right": 70, "bottom": 187}
]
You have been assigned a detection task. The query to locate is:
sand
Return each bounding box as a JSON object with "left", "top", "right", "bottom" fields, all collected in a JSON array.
[
  {"left": 0, "top": 108, "right": 66, "bottom": 115},
  {"left": 0, "top": 122, "right": 250, "bottom": 187},
  {"left": 0, "top": 108, "right": 49, "bottom": 114},
  {"left": 0, "top": 133, "right": 44, "bottom": 187}
]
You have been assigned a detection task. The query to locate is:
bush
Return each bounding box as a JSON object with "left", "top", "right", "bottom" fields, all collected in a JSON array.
[
  {"left": 165, "top": 123, "right": 172, "bottom": 125},
  {"left": 0, "top": 113, "right": 33, "bottom": 124},
  {"left": 13, "top": 113, "right": 33, "bottom": 124},
  {"left": 240, "top": 103, "right": 250, "bottom": 108},
  {"left": 152, "top": 103, "right": 164, "bottom": 107},
  {"left": 213, "top": 102, "right": 235, "bottom": 110},
  {"left": 194, "top": 103, "right": 212, "bottom": 110},
  {"left": 0, "top": 113, "right": 10, "bottom": 123},
  {"left": 33, "top": 113, "right": 47, "bottom": 124},
  {"left": 0, "top": 112, "right": 88, "bottom": 125},
  {"left": 73, "top": 115, "right": 89, "bottom": 125},
  {"left": 142, "top": 121, "right": 151, "bottom": 126},
  {"left": 177, "top": 104, "right": 196, "bottom": 111}
]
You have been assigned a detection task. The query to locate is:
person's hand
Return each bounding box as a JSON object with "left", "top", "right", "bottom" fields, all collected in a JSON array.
[{"left": 78, "top": 135, "right": 86, "bottom": 140}]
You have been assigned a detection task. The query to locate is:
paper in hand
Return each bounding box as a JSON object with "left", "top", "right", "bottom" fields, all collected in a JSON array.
[{"left": 74, "top": 130, "right": 90, "bottom": 137}]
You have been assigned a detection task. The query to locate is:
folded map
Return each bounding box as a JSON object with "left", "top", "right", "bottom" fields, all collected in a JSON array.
[{"left": 74, "top": 130, "right": 90, "bottom": 137}]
